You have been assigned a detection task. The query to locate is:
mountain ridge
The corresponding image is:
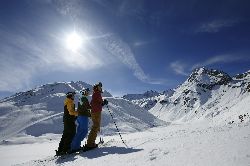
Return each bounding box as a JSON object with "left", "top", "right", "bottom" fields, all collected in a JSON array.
[
  {"left": 0, "top": 67, "right": 250, "bottom": 142},
  {"left": 0, "top": 81, "right": 165, "bottom": 142},
  {"left": 121, "top": 67, "right": 250, "bottom": 125}
]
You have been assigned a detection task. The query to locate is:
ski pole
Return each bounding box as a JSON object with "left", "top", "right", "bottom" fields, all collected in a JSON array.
[{"left": 106, "top": 105, "right": 128, "bottom": 148}]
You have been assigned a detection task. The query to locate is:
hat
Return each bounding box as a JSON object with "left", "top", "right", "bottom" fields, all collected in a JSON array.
[
  {"left": 98, "top": 82, "right": 102, "bottom": 87},
  {"left": 66, "top": 91, "right": 76, "bottom": 98},
  {"left": 94, "top": 82, "right": 102, "bottom": 88},
  {"left": 82, "top": 88, "right": 90, "bottom": 94}
]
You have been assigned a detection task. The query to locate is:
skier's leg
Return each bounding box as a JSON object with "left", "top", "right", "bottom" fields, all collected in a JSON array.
[
  {"left": 64, "top": 120, "right": 76, "bottom": 152},
  {"left": 71, "top": 118, "right": 81, "bottom": 151},
  {"left": 78, "top": 117, "right": 89, "bottom": 144},
  {"left": 72, "top": 116, "right": 88, "bottom": 148},
  {"left": 57, "top": 122, "right": 67, "bottom": 153},
  {"left": 57, "top": 133, "right": 66, "bottom": 154},
  {"left": 86, "top": 112, "right": 101, "bottom": 147}
]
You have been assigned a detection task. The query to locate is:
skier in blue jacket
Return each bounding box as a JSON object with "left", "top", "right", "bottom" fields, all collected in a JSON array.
[{"left": 70, "top": 88, "right": 91, "bottom": 153}]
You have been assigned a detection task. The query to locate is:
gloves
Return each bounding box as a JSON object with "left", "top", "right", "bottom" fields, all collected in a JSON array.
[{"left": 102, "top": 99, "right": 108, "bottom": 106}]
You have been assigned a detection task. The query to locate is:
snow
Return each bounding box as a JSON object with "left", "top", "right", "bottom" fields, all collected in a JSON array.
[
  {"left": 1, "top": 122, "right": 249, "bottom": 166},
  {"left": 149, "top": 68, "right": 250, "bottom": 125},
  {"left": 0, "top": 82, "right": 164, "bottom": 140},
  {"left": 123, "top": 90, "right": 174, "bottom": 110},
  {"left": 0, "top": 68, "right": 250, "bottom": 166}
]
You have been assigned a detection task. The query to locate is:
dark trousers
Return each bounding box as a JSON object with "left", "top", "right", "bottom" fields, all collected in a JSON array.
[{"left": 58, "top": 120, "right": 76, "bottom": 153}]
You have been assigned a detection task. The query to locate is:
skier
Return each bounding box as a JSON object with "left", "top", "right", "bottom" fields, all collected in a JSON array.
[
  {"left": 56, "top": 91, "right": 78, "bottom": 156},
  {"left": 70, "top": 88, "right": 91, "bottom": 153},
  {"left": 85, "top": 82, "right": 108, "bottom": 150}
]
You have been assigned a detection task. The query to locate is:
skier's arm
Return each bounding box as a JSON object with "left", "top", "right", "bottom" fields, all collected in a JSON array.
[
  {"left": 96, "top": 93, "right": 103, "bottom": 106},
  {"left": 91, "top": 93, "right": 103, "bottom": 107},
  {"left": 102, "top": 99, "right": 108, "bottom": 106},
  {"left": 80, "top": 98, "right": 91, "bottom": 117},
  {"left": 83, "top": 97, "right": 91, "bottom": 110},
  {"left": 67, "top": 100, "right": 78, "bottom": 116}
]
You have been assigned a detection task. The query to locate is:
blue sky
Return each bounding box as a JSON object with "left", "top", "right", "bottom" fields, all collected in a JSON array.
[{"left": 0, "top": 0, "right": 250, "bottom": 98}]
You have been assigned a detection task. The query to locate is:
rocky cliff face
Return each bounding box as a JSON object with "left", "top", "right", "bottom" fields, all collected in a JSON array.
[{"left": 188, "top": 67, "right": 232, "bottom": 90}]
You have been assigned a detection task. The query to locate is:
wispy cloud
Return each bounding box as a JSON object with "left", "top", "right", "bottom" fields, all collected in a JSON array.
[
  {"left": 117, "top": 0, "right": 145, "bottom": 20},
  {"left": 0, "top": 26, "right": 107, "bottom": 91},
  {"left": 196, "top": 19, "right": 239, "bottom": 33},
  {"left": 0, "top": 25, "right": 163, "bottom": 93},
  {"left": 0, "top": 61, "right": 34, "bottom": 92},
  {"left": 192, "top": 54, "right": 250, "bottom": 69},
  {"left": 170, "top": 61, "right": 189, "bottom": 76},
  {"left": 0, "top": 0, "right": 168, "bottom": 93},
  {"left": 103, "top": 35, "right": 150, "bottom": 82},
  {"left": 53, "top": 0, "right": 82, "bottom": 18},
  {"left": 170, "top": 54, "right": 250, "bottom": 76},
  {"left": 133, "top": 40, "right": 155, "bottom": 47},
  {"left": 103, "top": 34, "right": 167, "bottom": 84},
  {"left": 0, "top": 29, "right": 41, "bottom": 91},
  {"left": 51, "top": 0, "right": 167, "bottom": 83}
]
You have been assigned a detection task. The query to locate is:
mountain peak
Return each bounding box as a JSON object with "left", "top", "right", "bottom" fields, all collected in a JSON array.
[
  {"left": 123, "top": 90, "right": 160, "bottom": 101},
  {"left": 193, "top": 67, "right": 207, "bottom": 74},
  {"left": 234, "top": 70, "right": 250, "bottom": 80},
  {"left": 187, "top": 67, "right": 232, "bottom": 86},
  {"left": 1, "top": 81, "right": 112, "bottom": 104}
]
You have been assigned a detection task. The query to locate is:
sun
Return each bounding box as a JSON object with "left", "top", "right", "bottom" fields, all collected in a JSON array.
[{"left": 66, "top": 31, "right": 83, "bottom": 52}]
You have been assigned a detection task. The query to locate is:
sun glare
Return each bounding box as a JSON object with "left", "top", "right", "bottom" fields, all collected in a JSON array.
[{"left": 66, "top": 32, "right": 83, "bottom": 52}]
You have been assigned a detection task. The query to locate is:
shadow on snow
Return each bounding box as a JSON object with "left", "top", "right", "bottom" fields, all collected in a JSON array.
[{"left": 55, "top": 146, "right": 143, "bottom": 164}]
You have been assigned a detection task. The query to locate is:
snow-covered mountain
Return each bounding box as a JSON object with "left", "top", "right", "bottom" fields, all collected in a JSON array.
[
  {"left": 1, "top": 81, "right": 112, "bottom": 105},
  {"left": 1, "top": 68, "right": 250, "bottom": 166},
  {"left": 123, "top": 90, "right": 160, "bottom": 101},
  {"left": 0, "top": 81, "right": 165, "bottom": 142},
  {"left": 123, "top": 90, "right": 174, "bottom": 110},
  {"left": 149, "top": 67, "right": 250, "bottom": 125}
]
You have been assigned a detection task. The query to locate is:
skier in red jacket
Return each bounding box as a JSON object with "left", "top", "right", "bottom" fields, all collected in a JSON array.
[{"left": 85, "top": 82, "right": 108, "bottom": 149}]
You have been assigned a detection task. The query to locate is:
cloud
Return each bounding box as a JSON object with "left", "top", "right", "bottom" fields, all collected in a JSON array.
[
  {"left": 170, "top": 61, "right": 189, "bottom": 76},
  {"left": 51, "top": 0, "right": 167, "bottom": 84},
  {"left": 0, "top": 62, "right": 34, "bottom": 92},
  {"left": 104, "top": 35, "right": 149, "bottom": 82},
  {"left": 0, "top": 26, "right": 107, "bottom": 91},
  {"left": 0, "top": 29, "right": 40, "bottom": 91},
  {"left": 133, "top": 40, "right": 155, "bottom": 47},
  {"left": 0, "top": 22, "right": 164, "bottom": 93},
  {"left": 117, "top": 0, "right": 145, "bottom": 19},
  {"left": 0, "top": 0, "right": 168, "bottom": 93},
  {"left": 171, "top": 54, "right": 250, "bottom": 77},
  {"left": 53, "top": 0, "right": 81, "bottom": 18},
  {"left": 196, "top": 19, "right": 239, "bottom": 33},
  {"left": 103, "top": 34, "right": 167, "bottom": 84},
  {"left": 192, "top": 54, "right": 250, "bottom": 69}
]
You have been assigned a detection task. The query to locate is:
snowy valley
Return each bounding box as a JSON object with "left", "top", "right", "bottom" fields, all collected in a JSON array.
[{"left": 0, "top": 67, "right": 250, "bottom": 166}]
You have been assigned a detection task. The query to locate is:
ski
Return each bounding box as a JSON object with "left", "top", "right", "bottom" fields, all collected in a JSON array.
[{"left": 55, "top": 139, "right": 114, "bottom": 158}]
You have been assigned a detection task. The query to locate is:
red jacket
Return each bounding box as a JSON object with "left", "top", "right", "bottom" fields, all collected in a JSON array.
[{"left": 90, "top": 90, "right": 103, "bottom": 113}]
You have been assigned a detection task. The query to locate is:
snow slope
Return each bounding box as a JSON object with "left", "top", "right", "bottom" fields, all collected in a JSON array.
[
  {"left": 0, "top": 81, "right": 165, "bottom": 142},
  {"left": 1, "top": 121, "right": 249, "bottom": 166},
  {"left": 149, "top": 68, "right": 250, "bottom": 125},
  {"left": 1, "top": 68, "right": 250, "bottom": 166}
]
